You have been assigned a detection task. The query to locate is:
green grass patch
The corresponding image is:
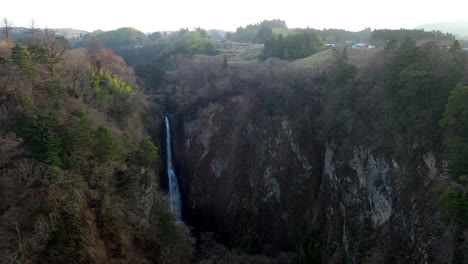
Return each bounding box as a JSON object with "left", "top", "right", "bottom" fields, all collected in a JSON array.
[{"left": 292, "top": 49, "right": 334, "bottom": 67}]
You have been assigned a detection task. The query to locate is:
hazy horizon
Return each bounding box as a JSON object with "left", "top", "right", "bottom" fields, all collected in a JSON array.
[{"left": 2, "top": 0, "right": 468, "bottom": 33}]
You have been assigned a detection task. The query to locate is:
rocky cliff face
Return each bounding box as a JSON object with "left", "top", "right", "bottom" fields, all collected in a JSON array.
[
  {"left": 321, "top": 144, "right": 451, "bottom": 263},
  {"left": 167, "top": 93, "right": 454, "bottom": 263},
  {"left": 152, "top": 53, "right": 466, "bottom": 263},
  {"left": 172, "top": 95, "right": 322, "bottom": 251}
]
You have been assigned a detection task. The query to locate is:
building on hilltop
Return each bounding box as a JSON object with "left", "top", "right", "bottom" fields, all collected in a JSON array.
[{"left": 352, "top": 43, "right": 376, "bottom": 49}]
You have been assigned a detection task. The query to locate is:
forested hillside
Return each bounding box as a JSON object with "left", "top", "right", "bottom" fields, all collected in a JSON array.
[
  {"left": 416, "top": 21, "right": 468, "bottom": 39},
  {"left": 226, "top": 19, "right": 288, "bottom": 44},
  {"left": 0, "top": 30, "right": 193, "bottom": 263}
]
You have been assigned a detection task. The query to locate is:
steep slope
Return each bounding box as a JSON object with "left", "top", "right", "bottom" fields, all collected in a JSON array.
[
  {"left": 156, "top": 42, "right": 467, "bottom": 263},
  {"left": 0, "top": 35, "right": 193, "bottom": 263}
]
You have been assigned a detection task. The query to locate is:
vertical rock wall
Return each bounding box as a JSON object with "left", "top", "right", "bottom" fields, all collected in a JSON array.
[{"left": 169, "top": 95, "right": 453, "bottom": 263}]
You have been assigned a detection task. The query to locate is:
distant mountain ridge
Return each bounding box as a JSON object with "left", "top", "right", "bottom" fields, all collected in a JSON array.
[
  {"left": 53, "top": 28, "right": 89, "bottom": 38},
  {"left": 0, "top": 27, "right": 88, "bottom": 41},
  {"left": 416, "top": 21, "right": 468, "bottom": 39}
]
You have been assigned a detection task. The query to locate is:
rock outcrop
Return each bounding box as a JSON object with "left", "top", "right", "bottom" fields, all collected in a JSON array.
[{"left": 168, "top": 94, "right": 453, "bottom": 263}]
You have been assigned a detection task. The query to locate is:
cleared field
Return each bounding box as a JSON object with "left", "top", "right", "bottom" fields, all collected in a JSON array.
[
  {"left": 213, "top": 40, "right": 264, "bottom": 61},
  {"left": 291, "top": 49, "right": 335, "bottom": 67},
  {"left": 292, "top": 48, "right": 381, "bottom": 69}
]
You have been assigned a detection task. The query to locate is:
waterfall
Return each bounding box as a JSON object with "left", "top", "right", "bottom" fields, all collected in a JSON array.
[{"left": 164, "top": 116, "right": 182, "bottom": 222}]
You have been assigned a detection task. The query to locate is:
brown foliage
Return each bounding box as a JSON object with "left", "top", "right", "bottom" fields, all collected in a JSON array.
[
  {"left": 41, "top": 29, "right": 69, "bottom": 64},
  {"left": 0, "top": 38, "right": 193, "bottom": 263}
]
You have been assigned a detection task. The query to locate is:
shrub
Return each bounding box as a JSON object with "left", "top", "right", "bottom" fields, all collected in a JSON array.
[
  {"left": 158, "top": 211, "right": 180, "bottom": 247},
  {"left": 133, "top": 139, "right": 159, "bottom": 167},
  {"left": 63, "top": 110, "right": 94, "bottom": 153},
  {"left": 440, "top": 84, "right": 468, "bottom": 181},
  {"left": 15, "top": 110, "right": 63, "bottom": 167},
  {"left": 92, "top": 127, "right": 117, "bottom": 162},
  {"left": 434, "top": 183, "right": 468, "bottom": 227},
  {"left": 90, "top": 69, "right": 135, "bottom": 119},
  {"left": 62, "top": 110, "right": 94, "bottom": 169},
  {"left": 11, "top": 44, "right": 36, "bottom": 77},
  {"left": 446, "top": 137, "right": 468, "bottom": 182}
]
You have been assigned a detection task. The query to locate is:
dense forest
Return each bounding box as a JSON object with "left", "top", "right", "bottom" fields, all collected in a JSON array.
[
  {"left": 260, "top": 30, "right": 324, "bottom": 60},
  {"left": 0, "top": 17, "right": 467, "bottom": 264},
  {"left": 226, "top": 19, "right": 288, "bottom": 44},
  {"left": 0, "top": 28, "right": 194, "bottom": 263}
]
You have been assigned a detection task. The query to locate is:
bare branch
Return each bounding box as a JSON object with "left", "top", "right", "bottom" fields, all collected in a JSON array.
[
  {"left": 27, "top": 18, "right": 38, "bottom": 40},
  {"left": 41, "top": 28, "right": 70, "bottom": 64},
  {"left": 1, "top": 17, "right": 13, "bottom": 45}
]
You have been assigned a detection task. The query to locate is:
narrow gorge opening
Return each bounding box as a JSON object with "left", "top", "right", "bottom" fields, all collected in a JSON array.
[{"left": 159, "top": 115, "right": 242, "bottom": 254}]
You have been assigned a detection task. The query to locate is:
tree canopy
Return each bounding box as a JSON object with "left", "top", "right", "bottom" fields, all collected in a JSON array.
[
  {"left": 95, "top": 27, "right": 148, "bottom": 50},
  {"left": 260, "top": 30, "right": 325, "bottom": 60}
]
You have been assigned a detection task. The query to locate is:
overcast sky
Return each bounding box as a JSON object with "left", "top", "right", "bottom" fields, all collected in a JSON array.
[{"left": 2, "top": 0, "right": 467, "bottom": 33}]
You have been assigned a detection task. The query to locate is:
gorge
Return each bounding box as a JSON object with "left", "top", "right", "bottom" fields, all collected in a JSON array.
[
  {"left": 0, "top": 19, "right": 466, "bottom": 264},
  {"left": 155, "top": 44, "right": 467, "bottom": 263}
]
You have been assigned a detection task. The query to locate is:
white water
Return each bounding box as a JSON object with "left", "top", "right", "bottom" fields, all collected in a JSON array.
[{"left": 164, "top": 116, "right": 182, "bottom": 222}]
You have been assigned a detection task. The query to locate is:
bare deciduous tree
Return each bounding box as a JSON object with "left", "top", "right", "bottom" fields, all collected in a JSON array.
[
  {"left": 27, "top": 18, "right": 38, "bottom": 41},
  {"left": 87, "top": 36, "right": 103, "bottom": 69},
  {"left": 1, "top": 17, "right": 13, "bottom": 45},
  {"left": 41, "top": 27, "right": 69, "bottom": 64}
]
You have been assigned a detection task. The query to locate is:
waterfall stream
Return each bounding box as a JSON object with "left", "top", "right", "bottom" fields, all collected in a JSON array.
[{"left": 164, "top": 116, "right": 182, "bottom": 222}]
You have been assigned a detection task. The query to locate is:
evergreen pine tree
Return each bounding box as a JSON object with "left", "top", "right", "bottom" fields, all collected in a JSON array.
[{"left": 11, "top": 44, "right": 36, "bottom": 76}]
